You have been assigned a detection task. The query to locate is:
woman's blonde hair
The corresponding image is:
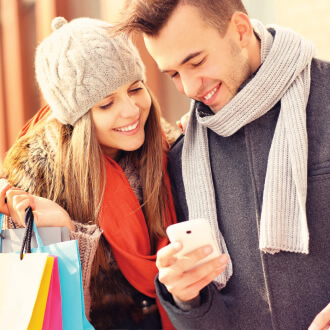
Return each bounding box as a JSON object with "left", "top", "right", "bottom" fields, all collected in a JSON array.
[{"left": 4, "top": 86, "right": 169, "bottom": 251}]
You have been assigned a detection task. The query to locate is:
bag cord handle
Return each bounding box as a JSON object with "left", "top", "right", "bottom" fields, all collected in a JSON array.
[{"left": 20, "top": 207, "right": 34, "bottom": 260}]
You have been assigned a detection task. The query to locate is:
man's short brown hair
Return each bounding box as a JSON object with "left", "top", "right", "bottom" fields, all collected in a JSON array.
[{"left": 116, "top": 0, "right": 248, "bottom": 37}]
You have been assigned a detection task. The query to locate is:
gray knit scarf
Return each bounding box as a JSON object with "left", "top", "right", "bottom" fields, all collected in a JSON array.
[{"left": 182, "top": 20, "right": 315, "bottom": 289}]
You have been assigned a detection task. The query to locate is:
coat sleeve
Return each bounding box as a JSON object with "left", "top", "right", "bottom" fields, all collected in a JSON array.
[
  {"left": 160, "top": 141, "right": 234, "bottom": 329},
  {"left": 155, "top": 276, "right": 234, "bottom": 329},
  {"left": 69, "top": 221, "right": 102, "bottom": 320}
]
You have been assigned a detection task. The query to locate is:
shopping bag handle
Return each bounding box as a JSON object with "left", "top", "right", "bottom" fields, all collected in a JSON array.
[
  {"left": 19, "top": 207, "right": 45, "bottom": 259},
  {"left": 0, "top": 209, "right": 45, "bottom": 257},
  {"left": 0, "top": 213, "right": 3, "bottom": 236},
  {"left": 0, "top": 213, "right": 4, "bottom": 251},
  {"left": 20, "top": 206, "right": 34, "bottom": 259},
  {"left": 32, "top": 218, "right": 44, "bottom": 249}
]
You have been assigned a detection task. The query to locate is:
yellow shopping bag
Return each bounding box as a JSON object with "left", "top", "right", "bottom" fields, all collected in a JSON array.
[{"left": 0, "top": 253, "right": 54, "bottom": 329}]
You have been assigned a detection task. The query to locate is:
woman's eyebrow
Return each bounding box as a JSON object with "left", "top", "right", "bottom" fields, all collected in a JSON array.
[{"left": 129, "top": 80, "right": 140, "bottom": 87}]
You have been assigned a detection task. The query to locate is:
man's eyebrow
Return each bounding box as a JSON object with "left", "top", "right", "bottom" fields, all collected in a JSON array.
[
  {"left": 180, "top": 51, "right": 202, "bottom": 66},
  {"left": 160, "top": 51, "right": 203, "bottom": 73}
]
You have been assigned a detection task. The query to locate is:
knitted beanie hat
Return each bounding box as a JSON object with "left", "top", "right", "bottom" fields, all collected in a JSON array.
[{"left": 35, "top": 17, "right": 146, "bottom": 126}]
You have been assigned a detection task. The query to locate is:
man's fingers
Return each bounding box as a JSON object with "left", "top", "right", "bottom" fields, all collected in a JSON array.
[
  {"left": 173, "top": 264, "right": 227, "bottom": 302},
  {"left": 166, "top": 255, "right": 228, "bottom": 292},
  {"left": 156, "top": 242, "right": 182, "bottom": 269},
  {"left": 170, "top": 244, "right": 216, "bottom": 273},
  {"left": 308, "top": 303, "right": 330, "bottom": 330}
]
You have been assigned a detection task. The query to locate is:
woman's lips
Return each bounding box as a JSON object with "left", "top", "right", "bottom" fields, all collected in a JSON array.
[{"left": 113, "top": 118, "right": 140, "bottom": 136}]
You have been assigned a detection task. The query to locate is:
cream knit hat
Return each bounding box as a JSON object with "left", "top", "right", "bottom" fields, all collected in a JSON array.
[{"left": 35, "top": 17, "right": 146, "bottom": 126}]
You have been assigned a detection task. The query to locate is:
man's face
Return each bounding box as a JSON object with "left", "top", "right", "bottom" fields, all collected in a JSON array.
[{"left": 144, "top": 4, "right": 253, "bottom": 113}]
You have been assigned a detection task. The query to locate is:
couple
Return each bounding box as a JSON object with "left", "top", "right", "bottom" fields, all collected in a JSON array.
[{"left": 1, "top": 1, "right": 329, "bottom": 329}]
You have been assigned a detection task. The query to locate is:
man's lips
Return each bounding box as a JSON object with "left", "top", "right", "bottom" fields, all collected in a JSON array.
[{"left": 199, "top": 83, "right": 221, "bottom": 106}]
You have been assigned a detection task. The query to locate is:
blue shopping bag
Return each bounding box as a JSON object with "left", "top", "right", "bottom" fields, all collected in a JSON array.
[{"left": 0, "top": 212, "right": 94, "bottom": 330}]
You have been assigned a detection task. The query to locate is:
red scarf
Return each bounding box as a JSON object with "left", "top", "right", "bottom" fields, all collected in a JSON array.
[
  {"left": 18, "top": 104, "right": 51, "bottom": 138},
  {"left": 100, "top": 155, "right": 177, "bottom": 330},
  {"left": 19, "top": 105, "right": 177, "bottom": 329}
]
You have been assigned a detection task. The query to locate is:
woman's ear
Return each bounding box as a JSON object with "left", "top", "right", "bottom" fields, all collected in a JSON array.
[{"left": 231, "top": 12, "right": 253, "bottom": 48}]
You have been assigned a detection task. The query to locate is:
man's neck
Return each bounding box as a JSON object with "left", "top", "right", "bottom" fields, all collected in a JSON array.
[{"left": 249, "top": 33, "right": 262, "bottom": 74}]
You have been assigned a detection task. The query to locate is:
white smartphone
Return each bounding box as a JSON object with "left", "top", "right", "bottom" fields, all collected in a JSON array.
[{"left": 166, "top": 218, "right": 221, "bottom": 271}]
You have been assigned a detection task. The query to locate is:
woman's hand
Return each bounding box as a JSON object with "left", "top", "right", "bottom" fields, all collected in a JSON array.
[
  {"left": 1, "top": 185, "right": 35, "bottom": 226},
  {"left": 33, "top": 195, "right": 75, "bottom": 231},
  {"left": 0, "top": 182, "right": 11, "bottom": 216},
  {"left": 176, "top": 112, "right": 190, "bottom": 134},
  {"left": 1, "top": 185, "right": 74, "bottom": 231}
]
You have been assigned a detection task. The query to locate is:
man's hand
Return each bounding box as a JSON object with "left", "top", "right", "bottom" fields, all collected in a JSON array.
[
  {"left": 309, "top": 303, "right": 330, "bottom": 330},
  {"left": 156, "top": 242, "right": 229, "bottom": 302}
]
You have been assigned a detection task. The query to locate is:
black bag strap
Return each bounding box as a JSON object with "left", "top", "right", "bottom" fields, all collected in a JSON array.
[{"left": 20, "top": 206, "right": 34, "bottom": 260}]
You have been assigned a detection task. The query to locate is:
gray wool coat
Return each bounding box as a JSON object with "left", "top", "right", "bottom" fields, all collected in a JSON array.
[{"left": 156, "top": 58, "right": 330, "bottom": 330}]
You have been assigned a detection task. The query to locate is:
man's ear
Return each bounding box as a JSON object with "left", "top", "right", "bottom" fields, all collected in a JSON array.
[{"left": 231, "top": 12, "right": 253, "bottom": 48}]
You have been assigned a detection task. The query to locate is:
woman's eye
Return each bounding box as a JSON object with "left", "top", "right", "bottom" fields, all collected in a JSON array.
[
  {"left": 129, "top": 87, "right": 143, "bottom": 93},
  {"left": 170, "top": 72, "right": 179, "bottom": 79},
  {"left": 99, "top": 101, "right": 113, "bottom": 110}
]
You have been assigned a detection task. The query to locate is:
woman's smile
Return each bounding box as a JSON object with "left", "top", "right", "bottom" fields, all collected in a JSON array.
[{"left": 113, "top": 118, "right": 140, "bottom": 135}]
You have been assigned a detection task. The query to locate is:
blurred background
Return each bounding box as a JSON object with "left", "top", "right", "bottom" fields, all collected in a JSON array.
[{"left": 0, "top": 0, "right": 329, "bottom": 168}]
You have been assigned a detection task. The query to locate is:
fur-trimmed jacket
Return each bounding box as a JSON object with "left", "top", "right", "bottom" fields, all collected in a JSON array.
[{"left": 1, "top": 115, "right": 180, "bottom": 329}]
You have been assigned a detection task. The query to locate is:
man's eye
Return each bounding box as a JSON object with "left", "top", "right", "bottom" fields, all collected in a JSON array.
[
  {"left": 171, "top": 72, "right": 179, "bottom": 79},
  {"left": 192, "top": 58, "right": 205, "bottom": 67}
]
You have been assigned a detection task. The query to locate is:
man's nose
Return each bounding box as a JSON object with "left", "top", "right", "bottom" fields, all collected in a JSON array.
[{"left": 180, "top": 74, "right": 200, "bottom": 99}]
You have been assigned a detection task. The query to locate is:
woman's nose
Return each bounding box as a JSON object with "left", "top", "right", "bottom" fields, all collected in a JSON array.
[{"left": 120, "top": 97, "right": 140, "bottom": 118}]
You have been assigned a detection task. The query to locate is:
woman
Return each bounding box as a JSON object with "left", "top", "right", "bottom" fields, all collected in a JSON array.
[{"left": 0, "top": 17, "right": 177, "bottom": 330}]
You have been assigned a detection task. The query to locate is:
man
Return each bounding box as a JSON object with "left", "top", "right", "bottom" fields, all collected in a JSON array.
[{"left": 117, "top": 1, "right": 330, "bottom": 329}]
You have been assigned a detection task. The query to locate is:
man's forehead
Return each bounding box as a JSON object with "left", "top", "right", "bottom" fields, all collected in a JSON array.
[
  {"left": 143, "top": 27, "right": 204, "bottom": 73},
  {"left": 142, "top": 4, "right": 213, "bottom": 71}
]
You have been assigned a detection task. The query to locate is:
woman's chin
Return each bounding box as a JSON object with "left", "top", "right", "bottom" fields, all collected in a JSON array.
[{"left": 121, "top": 136, "right": 145, "bottom": 152}]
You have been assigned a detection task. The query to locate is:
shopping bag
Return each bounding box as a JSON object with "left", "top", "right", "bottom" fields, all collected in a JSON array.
[
  {"left": 0, "top": 252, "right": 54, "bottom": 329},
  {"left": 31, "top": 223, "right": 94, "bottom": 329},
  {"left": 0, "top": 224, "right": 70, "bottom": 253},
  {"left": 21, "top": 210, "right": 93, "bottom": 329},
  {"left": 0, "top": 212, "right": 60, "bottom": 329},
  {"left": 43, "top": 256, "right": 63, "bottom": 330},
  {"left": 1, "top": 210, "right": 94, "bottom": 329}
]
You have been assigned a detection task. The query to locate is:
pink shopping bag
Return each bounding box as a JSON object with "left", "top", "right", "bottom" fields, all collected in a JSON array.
[{"left": 43, "top": 256, "right": 63, "bottom": 330}]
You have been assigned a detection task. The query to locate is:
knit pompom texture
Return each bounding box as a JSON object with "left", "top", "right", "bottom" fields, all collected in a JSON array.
[
  {"left": 51, "top": 16, "right": 67, "bottom": 31},
  {"left": 35, "top": 17, "right": 146, "bottom": 126}
]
